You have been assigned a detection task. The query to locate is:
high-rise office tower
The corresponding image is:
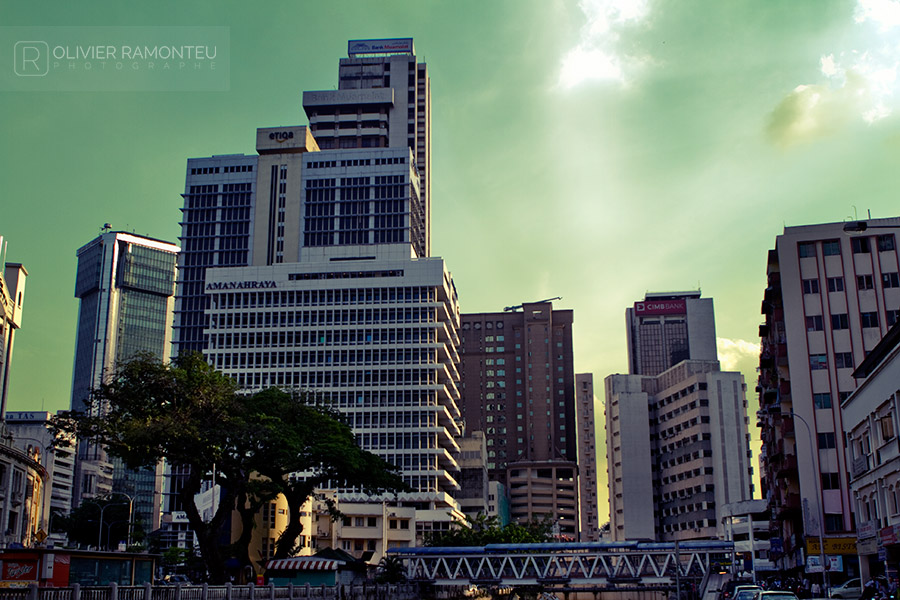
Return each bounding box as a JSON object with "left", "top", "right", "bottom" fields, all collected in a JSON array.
[
  {"left": 575, "top": 373, "right": 599, "bottom": 541},
  {"left": 458, "top": 302, "right": 579, "bottom": 538},
  {"left": 757, "top": 218, "right": 900, "bottom": 574},
  {"left": 626, "top": 291, "right": 717, "bottom": 376},
  {"left": 0, "top": 236, "right": 26, "bottom": 420},
  {"left": 70, "top": 231, "right": 178, "bottom": 530},
  {"left": 606, "top": 292, "right": 753, "bottom": 541},
  {"left": 174, "top": 40, "right": 463, "bottom": 547},
  {"left": 303, "top": 38, "right": 430, "bottom": 256}
]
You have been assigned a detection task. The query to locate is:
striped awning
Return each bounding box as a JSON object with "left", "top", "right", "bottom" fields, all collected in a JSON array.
[{"left": 265, "top": 558, "right": 342, "bottom": 571}]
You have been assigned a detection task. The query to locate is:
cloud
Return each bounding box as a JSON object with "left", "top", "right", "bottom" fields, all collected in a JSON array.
[
  {"left": 558, "top": 0, "right": 652, "bottom": 89},
  {"left": 716, "top": 337, "right": 759, "bottom": 372},
  {"left": 766, "top": 0, "right": 900, "bottom": 146}
]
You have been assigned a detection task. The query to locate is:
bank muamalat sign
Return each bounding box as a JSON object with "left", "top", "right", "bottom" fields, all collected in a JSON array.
[
  {"left": 205, "top": 281, "right": 277, "bottom": 291},
  {"left": 634, "top": 299, "right": 686, "bottom": 316}
]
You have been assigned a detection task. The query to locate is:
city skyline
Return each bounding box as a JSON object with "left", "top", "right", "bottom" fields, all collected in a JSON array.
[{"left": 4, "top": 1, "right": 900, "bottom": 523}]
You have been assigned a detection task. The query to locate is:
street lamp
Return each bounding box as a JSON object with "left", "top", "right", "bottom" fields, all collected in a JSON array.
[
  {"left": 788, "top": 411, "right": 829, "bottom": 595},
  {"left": 95, "top": 501, "right": 129, "bottom": 550}
]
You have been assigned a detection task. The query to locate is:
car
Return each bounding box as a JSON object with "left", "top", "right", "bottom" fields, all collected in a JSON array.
[
  {"left": 831, "top": 578, "right": 862, "bottom": 599},
  {"left": 752, "top": 592, "right": 800, "bottom": 600},
  {"left": 721, "top": 580, "right": 755, "bottom": 600},
  {"left": 160, "top": 574, "right": 192, "bottom": 585},
  {"left": 732, "top": 585, "right": 764, "bottom": 600}
]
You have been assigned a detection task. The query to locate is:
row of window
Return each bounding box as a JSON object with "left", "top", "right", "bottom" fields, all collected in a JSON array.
[
  {"left": 210, "top": 287, "right": 439, "bottom": 309},
  {"left": 798, "top": 234, "right": 896, "bottom": 257},
  {"left": 803, "top": 273, "right": 900, "bottom": 293}
]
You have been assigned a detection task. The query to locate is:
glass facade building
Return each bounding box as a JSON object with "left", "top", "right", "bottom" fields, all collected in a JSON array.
[{"left": 70, "top": 231, "right": 178, "bottom": 530}]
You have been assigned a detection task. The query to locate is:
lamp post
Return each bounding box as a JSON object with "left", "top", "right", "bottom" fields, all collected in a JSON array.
[
  {"left": 105, "top": 492, "right": 136, "bottom": 547},
  {"left": 789, "top": 411, "right": 829, "bottom": 595},
  {"left": 96, "top": 501, "right": 129, "bottom": 550}
]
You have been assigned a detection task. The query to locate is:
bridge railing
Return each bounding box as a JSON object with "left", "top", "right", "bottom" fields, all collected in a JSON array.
[
  {"left": 0, "top": 583, "right": 417, "bottom": 600},
  {"left": 388, "top": 540, "right": 735, "bottom": 587}
]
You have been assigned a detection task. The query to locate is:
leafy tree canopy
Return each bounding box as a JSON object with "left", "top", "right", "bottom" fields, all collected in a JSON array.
[
  {"left": 423, "top": 514, "right": 554, "bottom": 547},
  {"left": 53, "top": 353, "right": 406, "bottom": 582}
]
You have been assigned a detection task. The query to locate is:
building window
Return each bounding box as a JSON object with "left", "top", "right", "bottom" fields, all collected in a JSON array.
[
  {"left": 858, "top": 275, "right": 875, "bottom": 290},
  {"left": 861, "top": 312, "right": 879, "bottom": 328},
  {"left": 817, "top": 432, "right": 837, "bottom": 449},
  {"left": 882, "top": 415, "right": 895, "bottom": 441},
  {"left": 802, "top": 279, "right": 820, "bottom": 294},
  {"left": 827, "top": 277, "right": 844, "bottom": 292},
  {"left": 834, "top": 352, "right": 855, "bottom": 369},
  {"left": 888, "top": 310, "right": 900, "bottom": 327},
  {"left": 824, "top": 514, "right": 844, "bottom": 532},
  {"left": 822, "top": 240, "right": 841, "bottom": 256},
  {"left": 852, "top": 237, "right": 871, "bottom": 254},
  {"left": 821, "top": 472, "right": 841, "bottom": 489},
  {"left": 813, "top": 393, "right": 832, "bottom": 409},
  {"left": 831, "top": 313, "right": 849, "bottom": 329},
  {"left": 806, "top": 315, "right": 824, "bottom": 331},
  {"left": 799, "top": 242, "right": 817, "bottom": 258},
  {"left": 879, "top": 234, "right": 896, "bottom": 252},
  {"left": 809, "top": 354, "right": 828, "bottom": 370},
  {"left": 883, "top": 273, "right": 900, "bottom": 288}
]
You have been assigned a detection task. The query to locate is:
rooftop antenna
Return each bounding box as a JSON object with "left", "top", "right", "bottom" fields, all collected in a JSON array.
[
  {"left": 101, "top": 223, "right": 112, "bottom": 233},
  {"left": 504, "top": 296, "right": 563, "bottom": 312}
]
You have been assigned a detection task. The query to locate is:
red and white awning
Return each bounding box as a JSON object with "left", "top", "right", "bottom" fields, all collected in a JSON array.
[{"left": 265, "top": 558, "right": 342, "bottom": 571}]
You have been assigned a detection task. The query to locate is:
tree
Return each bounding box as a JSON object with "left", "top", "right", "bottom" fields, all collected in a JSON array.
[
  {"left": 55, "top": 498, "right": 131, "bottom": 549},
  {"left": 423, "top": 514, "right": 554, "bottom": 547},
  {"left": 54, "top": 353, "right": 407, "bottom": 581},
  {"left": 241, "top": 388, "right": 408, "bottom": 559}
]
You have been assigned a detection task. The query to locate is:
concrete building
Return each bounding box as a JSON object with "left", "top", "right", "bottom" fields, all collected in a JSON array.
[
  {"left": 575, "top": 373, "right": 600, "bottom": 541},
  {"left": 303, "top": 37, "right": 431, "bottom": 256},
  {"left": 627, "top": 291, "right": 717, "bottom": 377},
  {"left": 70, "top": 231, "right": 178, "bottom": 531},
  {"left": 607, "top": 361, "right": 754, "bottom": 541},
  {"left": 607, "top": 292, "right": 753, "bottom": 542},
  {"left": 459, "top": 302, "right": 579, "bottom": 538},
  {"left": 172, "top": 38, "right": 456, "bottom": 545},
  {"left": 721, "top": 499, "right": 775, "bottom": 580},
  {"left": 843, "top": 322, "right": 900, "bottom": 581},
  {"left": 203, "top": 248, "right": 464, "bottom": 538},
  {"left": 757, "top": 218, "right": 900, "bottom": 577},
  {"left": 457, "top": 432, "right": 489, "bottom": 522},
  {"left": 0, "top": 236, "right": 26, "bottom": 420},
  {"left": 4, "top": 412, "right": 76, "bottom": 544},
  {"left": 0, "top": 434, "right": 47, "bottom": 549}
]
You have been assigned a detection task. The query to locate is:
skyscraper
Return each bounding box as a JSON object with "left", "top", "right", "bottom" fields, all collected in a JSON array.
[
  {"left": 757, "top": 218, "right": 900, "bottom": 575},
  {"left": 173, "top": 39, "right": 464, "bottom": 547},
  {"left": 626, "top": 291, "right": 717, "bottom": 376},
  {"left": 70, "top": 231, "right": 178, "bottom": 530},
  {"left": 575, "top": 373, "right": 600, "bottom": 541},
  {"left": 303, "top": 38, "right": 431, "bottom": 256},
  {"left": 606, "top": 292, "right": 753, "bottom": 541},
  {"left": 458, "top": 302, "right": 579, "bottom": 538}
]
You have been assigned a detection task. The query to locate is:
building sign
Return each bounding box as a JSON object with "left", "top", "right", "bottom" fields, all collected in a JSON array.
[
  {"left": 806, "top": 537, "right": 859, "bottom": 555},
  {"left": 859, "top": 538, "right": 878, "bottom": 555},
  {"left": 858, "top": 520, "right": 878, "bottom": 540},
  {"left": 806, "top": 555, "right": 843, "bottom": 574},
  {"left": 205, "top": 281, "right": 277, "bottom": 291},
  {"left": 1, "top": 559, "right": 38, "bottom": 583},
  {"left": 634, "top": 299, "right": 687, "bottom": 316},
  {"left": 852, "top": 455, "right": 869, "bottom": 478},
  {"left": 348, "top": 38, "right": 413, "bottom": 56},
  {"left": 881, "top": 526, "right": 896, "bottom": 546},
  {"left": 3, "top": 412, "right": 49, "bottom": 422}
]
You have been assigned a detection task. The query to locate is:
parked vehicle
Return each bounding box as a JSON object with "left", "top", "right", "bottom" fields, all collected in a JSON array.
[
  {"left": 752, "top": 592, "right": 800, "bottom": 600},
  {"left": 831, "top": 578, "right": 863, "bottom": 599}
]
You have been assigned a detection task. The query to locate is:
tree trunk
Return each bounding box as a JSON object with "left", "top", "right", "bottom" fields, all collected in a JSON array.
[
  {"left": 178, "top": 467, "right": 237, "bottom": 584},
  {"left": 273, "top": 482, "right": 314, "bottom": 559}
]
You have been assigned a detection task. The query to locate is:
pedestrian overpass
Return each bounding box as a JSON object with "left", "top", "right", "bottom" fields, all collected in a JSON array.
[{"left": 388, "top": 540, "right": 734, "bottom": 589}]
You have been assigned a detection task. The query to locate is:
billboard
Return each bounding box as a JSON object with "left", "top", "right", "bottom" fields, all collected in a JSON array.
[
  {"left": 634, "top": 299, "right": 686, "bottom": 316},
  {"left": 348, "top": 38, "right": 413, "bottom": 56}
]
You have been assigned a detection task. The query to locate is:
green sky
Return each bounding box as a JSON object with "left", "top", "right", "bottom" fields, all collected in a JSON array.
[{"left": 3, "top": 0, "right": 900, "bottom": 519}]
